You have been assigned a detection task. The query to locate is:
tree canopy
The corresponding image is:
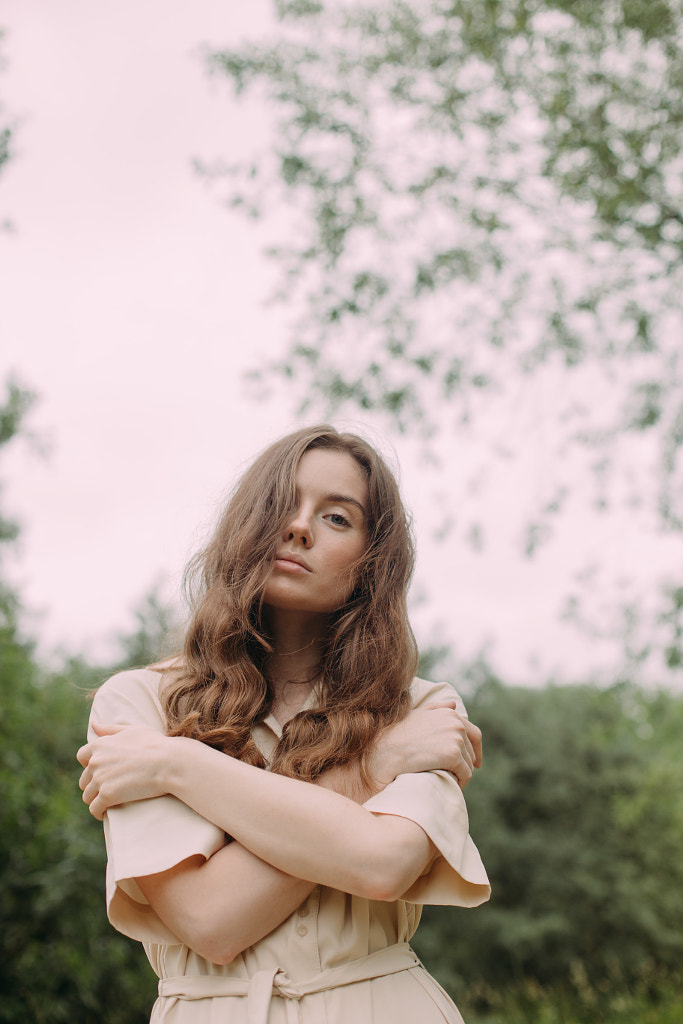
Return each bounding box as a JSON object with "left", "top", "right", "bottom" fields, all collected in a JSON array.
[
  {"left": 203, "top": 0, "right": 683, "bottom": 674},
  {"left": 415, "top": 671, "right": 683, "bottom": 1018},
  {"left": 207, "top": 1, "right": 683, "bottom": 535}
]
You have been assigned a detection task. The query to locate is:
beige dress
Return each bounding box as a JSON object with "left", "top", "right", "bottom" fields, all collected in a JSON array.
[{"left": 88, "top": 669, "right": 491, "bottom": 1024}]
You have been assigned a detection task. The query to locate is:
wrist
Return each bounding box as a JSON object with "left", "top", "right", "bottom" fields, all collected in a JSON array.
[
  {"left": 163, "top": 735, "right": 196, "bottom": 797},
  {"left": 368, "top": 731, "right": 401, "bottom": 788}
]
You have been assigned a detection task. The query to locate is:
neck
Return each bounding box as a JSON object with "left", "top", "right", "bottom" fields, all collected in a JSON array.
[{"left": 263, "top": 608, "right": 328, "bottom": 694}]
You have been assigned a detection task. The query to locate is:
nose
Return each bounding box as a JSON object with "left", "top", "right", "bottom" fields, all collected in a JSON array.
[{"left": 283, "top": 506, "right": 313, "bottom": 547}]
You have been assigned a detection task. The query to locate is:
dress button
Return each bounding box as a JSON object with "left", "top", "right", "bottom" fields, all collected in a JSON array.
[
  {"left": 298, "top": 906, "right": 309, "bottom": 918},
  {"left": 297, "top": 925, "right": 308, "bottom": 937}
]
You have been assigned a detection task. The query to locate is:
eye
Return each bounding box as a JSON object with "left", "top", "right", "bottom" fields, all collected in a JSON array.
[{"left": 326, "top": 512, "right": 351, "bottom": 528}]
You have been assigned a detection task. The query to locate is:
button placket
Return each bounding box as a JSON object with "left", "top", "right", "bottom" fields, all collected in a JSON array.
[{"left": 290, "top": 886, "right": 322, "bottom": 975}]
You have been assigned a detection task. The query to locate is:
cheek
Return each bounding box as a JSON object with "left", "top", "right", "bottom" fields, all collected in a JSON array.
[{"left": 326, "top": 545, "right": 365, "bottom": 595}]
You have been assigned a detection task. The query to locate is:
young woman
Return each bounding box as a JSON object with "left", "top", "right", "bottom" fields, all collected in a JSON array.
[{"left": 77, "top": 425, "right": 490, "bottom": 1024}]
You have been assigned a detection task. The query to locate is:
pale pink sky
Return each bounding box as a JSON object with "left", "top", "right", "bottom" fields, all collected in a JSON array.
[{"left": 1, "top": 0, "right": 679, "bottom": 685}]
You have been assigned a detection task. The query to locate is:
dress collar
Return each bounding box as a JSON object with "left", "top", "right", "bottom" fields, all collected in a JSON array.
[{"left": 260, "top": 683, "right": 322, "bottom": 740}]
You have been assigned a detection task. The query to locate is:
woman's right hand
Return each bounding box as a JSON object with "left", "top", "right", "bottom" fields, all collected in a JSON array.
[
  {"left": 77, "top": 722, "right": 179, "bottom": 819},
  {"left": 369, "top": 701, "right": 482, "bottom": 790}
]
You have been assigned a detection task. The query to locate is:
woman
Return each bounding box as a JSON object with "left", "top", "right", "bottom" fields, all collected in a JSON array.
[{"left": 78, "top": 425, "right": 490, "bottom": 1024}]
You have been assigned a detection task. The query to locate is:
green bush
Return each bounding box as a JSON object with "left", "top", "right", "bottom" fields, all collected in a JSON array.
[
  {"left": 0, "top": 650, "right": 157, "bottom": 1023},
  {"left": 413, "top": 672, "right": 683, "bottom": 1019}
]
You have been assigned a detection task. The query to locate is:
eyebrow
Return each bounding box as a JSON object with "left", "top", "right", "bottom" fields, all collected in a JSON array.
[{"left": 326, "top": 493, "right": 367, "bottom": 518}]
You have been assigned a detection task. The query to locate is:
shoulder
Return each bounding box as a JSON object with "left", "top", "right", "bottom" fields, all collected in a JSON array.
[
  {"left": 409, "top": 676, "right": 469, "bottom": 719},
  {"left": 90, "top": 663, "right": 177, "bottom": 730}
]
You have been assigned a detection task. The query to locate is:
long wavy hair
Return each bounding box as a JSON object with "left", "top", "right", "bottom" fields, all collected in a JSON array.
[{"left": 162, "top": 425, "right": 419, "bottom": 782}]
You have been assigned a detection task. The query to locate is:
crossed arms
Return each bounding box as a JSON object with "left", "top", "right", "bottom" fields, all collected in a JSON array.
[{"left": 78, "top": 689, "right": 481, "bottom": 964}]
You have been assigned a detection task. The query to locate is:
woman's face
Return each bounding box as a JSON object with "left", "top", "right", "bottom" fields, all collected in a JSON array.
[{"left": 262, "top": 448, "right": 369, "bottom": 616}]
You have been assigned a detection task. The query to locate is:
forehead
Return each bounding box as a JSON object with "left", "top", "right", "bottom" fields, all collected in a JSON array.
[{"left": 296, "top": 448, "right": 368, "bottom": 504}]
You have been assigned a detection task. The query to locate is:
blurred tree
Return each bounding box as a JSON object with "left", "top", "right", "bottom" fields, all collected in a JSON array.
[
  {"left": 0, "top": 380, "right": 33, "bottom": 557},
  {"left": 204, "top": 0, "right": 683, "bottom": 671},
  {"left": 0, "top": 384, "right": 157, "bottom": 1022},
  {"left": 113, "top": 585, "right": 181, "bottom": 671},
  {"left": 413, "top": 668, "right": 683, "bottom": 1016},
  {"left": 206, "top": 0, "right": 682, "bottom": 509},
  {"left": 0, "top": 655, "right": 157, "bottom": 1023}
]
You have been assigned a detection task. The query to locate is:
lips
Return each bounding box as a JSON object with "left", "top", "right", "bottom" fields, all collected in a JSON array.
[{"left": 274, "top": 551, "right": 312, "bottom": 572}]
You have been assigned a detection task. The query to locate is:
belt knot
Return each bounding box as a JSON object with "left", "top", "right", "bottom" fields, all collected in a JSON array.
[
  {"left": 248, "top": 968, "right": 303, "bottom": 1024},
  {"left": 271, "top": 970, "right": 302, "bottom": 1000}
]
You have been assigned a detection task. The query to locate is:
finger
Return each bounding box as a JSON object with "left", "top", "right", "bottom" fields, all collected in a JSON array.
[
  {"left": 89, "top": 784, "right": 119, "bottom": 820},
  {"left": 454, "top": 757, "right": 473, "bottom": 790},
  {"left": 88, "top": 794, "right": 106, "bottom": 821},
  {"left": 78, "top": 766, "right": 92, "bottom": 793},
  {"left": 81, "top": 777, "right": 100, "bottom": 807},
  {"left": 465, "top": 721, "right": 483, "bottom": 768},
  {"left": 423, "top": 699, "right": 458, "bottom": 710},
  {"left": 91, "top": 721, "right": 130, "bottom": 737},
  {"left": 76, "top": 743, "right": 92, "bottom": 768},
  {"left": 458, "top": 736, "right": 476, "bottom": 778}
]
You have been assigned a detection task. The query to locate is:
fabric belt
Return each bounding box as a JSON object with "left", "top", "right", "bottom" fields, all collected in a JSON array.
[{"left": 157, "top": 942, "right": 422, "bottom": 1024}]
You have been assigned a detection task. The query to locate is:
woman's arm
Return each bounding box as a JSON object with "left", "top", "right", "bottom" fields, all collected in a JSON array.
[
  {"left": 136, "top": 848, "right": 314, "bottom": 965},
  {"left": 170, "top": 739, "right": 435, "bottom": 901},
  {"left": 129, "top": 754, "right": 390, "bottom": 964},
  {"left": 93, "top": 715, "right": 448, "bottom": 964},
  {"left": 82, "top": 727, "right": 436, "bottom": 901},
  {"left": 80, "top": 699, "right": 477, "bottom": 961}
]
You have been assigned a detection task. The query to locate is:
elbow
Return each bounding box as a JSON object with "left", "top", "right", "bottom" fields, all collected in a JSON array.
[
  {"left": 190, "top": 932, "right": 240, "bottom": 966},
  {"left": 363, "top": 883, "right": 401, "bottom": 903},
  {"left": 352, "top": 819, "right": 429, "bottom": 902},
  {"left": 354, "top": 858, "right": 416, "bottom": 903},
  {"left": 207, "top": 948, "right": 240, "bottom": 967},
  {"left": 367, "top": 875, "right": 414, "bottom": 903},
  {"left": 179, "top": 913, "right": 241, "bottom": 966}
]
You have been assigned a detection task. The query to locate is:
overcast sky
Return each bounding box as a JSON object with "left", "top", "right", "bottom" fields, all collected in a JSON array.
[{"left": 1, "top": 0, "right": 679, "bottom": 686}]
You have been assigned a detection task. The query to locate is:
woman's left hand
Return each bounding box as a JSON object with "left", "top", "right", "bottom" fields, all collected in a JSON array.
[
  {"left": 77, "top": 722, "right": 175, "bottom": 820},
  {"left": 369, "top": 701, "right": 481, "bottom": 790}
]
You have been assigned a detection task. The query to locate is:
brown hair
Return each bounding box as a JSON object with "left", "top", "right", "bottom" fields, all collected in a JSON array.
[{"left": 162, "top": 424, "right": 418, "bottom": 781}]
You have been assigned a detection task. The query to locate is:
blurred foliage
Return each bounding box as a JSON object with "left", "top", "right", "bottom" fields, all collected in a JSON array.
[
  {"left": 0, "top": 652, "right": 157, "bottom": 1023},
  {"left": 114, "top": 585, "right": 181, "bottom": 670},
  {"left": 413, "top": 664, "right": 683, "bottom": 1020},
  {"left": 0, "top": 29, "right": 12, "bottom": 168},
  {"left": 0, "top": 579, "right": 179, "bottom": 1022},
  {"left": 205, "top": 0, "right": 683, "bottom": 535},
  {"left": 659, "top": 583, "right": 683, "bottom": 670},
  {"left": 203, "top": 0, "right": 683, "bottom": 687},
  {"left": 0, "top": 380, "right": 34, "bottom": 557},
  {"left": 0, "top": 383, "right": 157, "bottom": 1022},
  {"left": 0, "top": 28, "right": 15, "bottom": 230}
]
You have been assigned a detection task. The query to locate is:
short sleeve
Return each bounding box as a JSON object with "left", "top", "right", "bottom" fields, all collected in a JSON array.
[
  {"left": 363, "top": 677, "right": 490, "bottom": 908},
  {"left": 88, "top": 668, "right": 226, "bottom": 944},
  {"left": 364, "top": 769, "right": 490, "bottom": 907},
  {"left": 409, "top": 677, "right": 469, "bottom": 718}
]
